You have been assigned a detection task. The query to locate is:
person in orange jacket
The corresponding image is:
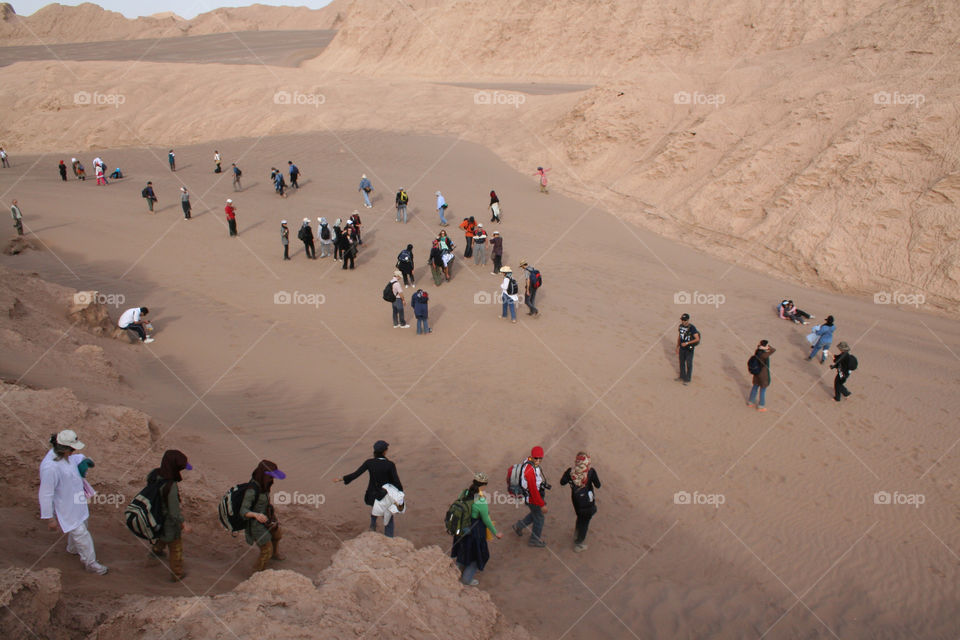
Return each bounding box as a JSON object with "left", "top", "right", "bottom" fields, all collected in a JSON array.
[{"left": 459, "top": 216, "right": 477, "bottom": 259}]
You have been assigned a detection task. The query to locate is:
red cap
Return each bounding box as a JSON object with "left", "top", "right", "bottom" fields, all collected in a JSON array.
[{"left": 531, "top": 446, "right": 544, "bottom": 458}]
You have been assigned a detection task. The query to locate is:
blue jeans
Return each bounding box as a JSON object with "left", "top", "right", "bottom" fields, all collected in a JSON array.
[
  {"left": 517, "top": 504, "right": 545, "bottom": 541},
  {"left": 525, "top": 287, "right": 538, "bottom": 314},
  {"left": 438, "top": 207, "right": 447, "bottom": 224},
  {"left": 502, "top": 295, "right": 516, "bottom": 320},
  {"left": 397, "top": 205, "right": 407, "bottom": 223},
  {"left": 458, "top": 561, "right": 479, "bottom": 584},
  {"left": 748, "top": 384, "right": 766, "bottom": 407},
  {"left": 362, "top": 190, "right": 371, "bottom": 207},
  {"left": 416, "top": 317, "right": 430, "bottom": 334},
  {"left": 370, "top": 514, "right": 395, "bottom": 537},
  {"left": 809, "top": 343, "right": 829, "bottom": 361},
  {"left": 392, "top": 299, "right": 406, "bottom": 326}
]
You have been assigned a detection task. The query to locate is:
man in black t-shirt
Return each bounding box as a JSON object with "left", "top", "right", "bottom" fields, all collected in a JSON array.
[{"left": 676, "top": 313, "right": 700, "bottom": 385}]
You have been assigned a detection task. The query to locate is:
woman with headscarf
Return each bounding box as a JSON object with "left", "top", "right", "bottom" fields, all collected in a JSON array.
[
  {"left": 450, "top": 472, "right": 503, "bottom": 586},
  {"left": 560, "top": 452, "right": 601, "bottom": 552},
  {"left": 332, "top": 218, "right": 343, "bottom": 261},
  {"left": 489, "top": 190, "right": 501, "bottom": 223},
  {"left": 429, "top": 239, "right": 444, "bottom": 286},
  {"left": 241, "top": 460, "right": 286, "bottom": 572},
  {"left": 149, "top": 449, "right": 192, "bottom": 581},
  {"left": 437, "top": 230, "right": 455, "bottom": 281}
]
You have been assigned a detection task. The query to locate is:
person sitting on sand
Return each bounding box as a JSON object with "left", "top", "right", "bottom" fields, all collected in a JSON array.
[
  {"left": 109, "top": 167, "right": 123, "bottom": 179},
  {"left": 118, "top": 306, "right": 153, "bottom": 343},
  {"left": 779, "top": 300, "right": 812, "bottom": 325}
]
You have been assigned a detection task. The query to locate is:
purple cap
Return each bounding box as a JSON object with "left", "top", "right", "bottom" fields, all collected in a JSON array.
[
  {"left": 184, "top": 462, "right": 193, "bottom": 471},
  {"left": 265, "top": 469, "right": 286, "bottom": 479}
]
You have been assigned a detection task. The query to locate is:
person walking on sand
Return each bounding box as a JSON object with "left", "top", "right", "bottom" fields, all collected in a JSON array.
[
  {"left": 830, "top": 342, "right": 857, "bottom": 402},
  {"left": 450, "top": 472, "right": 503, "bottom": 586},
  {"left": 335, "top": 440, "right": 403, "bottom": 536},
  {"left": 429, "top": 239, "right": 444, "bottom": 286},
  {"left": 225, "top": 199, "right": 238, "bottom": 237},
  {"left": 39, "top": 430, "right": 108, "bottom": 575},
  {"left": 438, "top": 230, "right": 455, "bottom": 281},
  {"left": 180, "top": 187, "right": 191, "bottom": 220},
  {"left": 332, "top": 218, "right": 344, "bottom": 261},
  {"left": 473, "top": 224, "right": 488, "bottom": 266},
  {"left": 489, "top": 190, "right": 501, "bottom": 223},
  {"left": 71, "top": 158, "right": 79, "bottom": 178},
  {"left": 395, "top": 187, "right": 409, "bottom": 223},
  {"left": 807, "top": 315, "right": 835, "bottom": 363},
  {"left": 512, "top": 446, "right": 549, "bottom": 547},
  {"left": 231, "top": 163, "right": 242, "bottom": 191},
  {"left": 560, "top": 452, "right": 601, "bottom": 552},
  {"left": 435, "top": 190, "right": 449, "bottom": 226},
  {"left": 490, "top": 230, "right": 503, "bottom": 275},
  {"left": 388, "top": 271, "right": 410, "bottom": 328},
  {"left": 119, "top": 306, "right": 154, "bottom": 343},
  {"left": 0, "top": 147, "right": 9, "bottom": 168},
  {"left": 459, "top": 216, "right": 476, "bottom": 258},
  {"left": 676, "top": 313, "right": 700, "bottom": 385},
  {"left": 519, "top": 259, "right": 540, "bottom": 317},
  {"left": 500, "top": 266, "right": 519, "bottom": 323},
  {"left": 147, "top": 449, "right": 192, "bottom": 581},
  {"left": 142, "top": 181, "right": 157, "bottom": 212},
  {"left": 349, "top": 210, "right": 363, "bottom": 245},
  {"left": 534, "top": 166, "right": 551, "bottom": 194},
  {"left": 274, "top": 169, "right": 287, "bottom": 198},
  {"left": 396, "top": 244, "right": 415, "bottom": 287},
  {"left": 298, "top": 218, "right": 316, "bottom": 259},
  {"left": 747, "top": 340, "right": 776, "bottom": 412},
  {"left": 76, "top": 161, "right": 86, "bottom": 181},
  {"left": 11, "top": 200, "right": 23, "bottom": 236},
  {"left": 288, "top": 161, "right": 300, "bottom": 189},
  {"left": 168, "top": 150, "right": 176, "bottom": 172},
  {"left": 340, "top": 224, "right": 358, "bottom": 270},
  {"left": 241, "top": 460, "right": 286, "bottom": 572},
  {"left": 359, "top": 174, "right": 373, "bottom": 208},
  {"left": 280, "top": 220, "right": 290, "bottom": 260},
  {"left": 213, "top": 150, "right": 222, "bottom": 173},
  {"left": 411, "top": 288, "right": 430, "bottom": 334},
  {"left": 58, "top": 160, "right": 68, "bottom": 181},
  {"left": 95, "top": 163, "right": 107, "bottom": 186}
]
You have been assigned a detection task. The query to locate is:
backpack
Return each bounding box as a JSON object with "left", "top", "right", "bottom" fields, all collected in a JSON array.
[
  {"left": 141, "top": 187, "right": 149, "bottom": 198},
  {"left": 506, "top": 460, "right": 531, "bottom": 498},
  {"left": 507, "top": 278, "right": 518, "bottom": 296},
  {"left": 320, "top": 224, "right": 331, "bottom": 240},
  {"left": 124, "top": 473, "right": 166, "bottom": 542},
  {"left": 218, "top": 482, "right": 259, "bottom": 532},
  {"left": 444, "top": 490, "right": 474, "bottom": 538},
  {"left": 398, "top": 250, "right": 412, "bottom": 264},
  {"left": 747, "top": 354, "right": 764, "bottom": 375},
  {"left": 383, "top": 281, "right": 397, "bottom": 303},
  {"left": 530, "top": 268, "right": 542, "bottom": 289},
  {"left": 399, "top": 190, "right": 408, "bottom": 204},
  {"left": 846, "top": 354, "right": 858, "bottom": 371},
  {"left": 297, "top": 226, "right": 308, "bottom": 242},
  {"left": 235, "top": 168, "right": 242, "bottom": 177},
  {"left": 351, "top": 214, "right": 362, "bottom": 226}
]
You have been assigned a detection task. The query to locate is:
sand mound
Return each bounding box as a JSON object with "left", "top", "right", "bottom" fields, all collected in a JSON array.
[
  {"left": 95, "top": 535, "right": 532, "bottom": 640},
  {"left": 3, "top": 236, "right": 41, "bottom": 255},
  {"left": 0, "top": 568, "right": 69, "bottom": 640}
]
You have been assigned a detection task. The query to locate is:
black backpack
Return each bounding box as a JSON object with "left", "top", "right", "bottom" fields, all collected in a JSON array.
[
  {"left": 507, "top": 278, "right": 518, "bottom": 295},
  {"left": 320, "top": 224, "right": 330, "bottom": 240},
  {"left": 383, "top": 282, "right": 397, "bottom": 303},
  {"left": 747, "top": 354, "right": 764, "bottom": 375},
  {"left": 846, "top": 354, "right": 858, "bottom": 371},
  {"left": 124, "top": 471, "right": 167, "bottom": 542},
  {"left": 218, "top": 482, "right": 259, "bottom": 532},
  {"left": 398, "top": 250, "right": 412, "bottom": 265},
  {"left": 141, "top": 187, "right": 149, "bottom": 198},
  {"left": 572, "top": 485, "right": 595, "bottom": 511},
  {"left": 235, "top": 168, "right": 242, "bottom": 177}
]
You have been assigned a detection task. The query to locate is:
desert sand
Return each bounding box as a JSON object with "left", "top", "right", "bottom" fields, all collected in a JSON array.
[{"left": 0, "top": 1, "right": 958, "bottom": 639}]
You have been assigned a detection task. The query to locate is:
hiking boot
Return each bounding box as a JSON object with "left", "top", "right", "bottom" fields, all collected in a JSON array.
[
  {"left": 528, "top": 538, "right": 546, "bottom": 548},
  {"left": 512, "top": 523, "right": 524, "bottom": 537},
  {"left": 86, "top": 562, "right": 109, "bottom": 575},
  {"left": 170, "top": 572, "right": 186, "bottom": 582}
]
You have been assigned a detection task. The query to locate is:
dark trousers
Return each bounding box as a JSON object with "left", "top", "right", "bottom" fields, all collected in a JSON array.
[
  {"left": 228, "top": 219, "right": 238, "bottom": 236},
  {"left": 834, "top": 373, "right": 851, "bottom": 400},
  {"left": 123, "top": 324, "right": 146, "bottom": 341},
  {"left": 525, "top": 288, "right": 539, "bottom": 314},
  {"left": 181, "top": 202, "right": 191, "bottom": 219},
  {"left": 678, "top": 348, "right": 694, "bottom": 382},
  {"left": 290, "top": 175, "right": 298, "bottom": 188},
  {"left": 342, "top": 253, "right": 355, "bottom": 269},
  {"left": 334, "top": 243, "right": 342, "bottom": 260},
  {"left": 283, "top": 244, "right": 289, "bottom": 259},
  {"left": 304, "top": 240, "right": 316, "bottom": 259},
  {"left": 574, "top": 507, "right": 596, "bottom": 544},
  {"left": 400, "top": 269, "right": 414, "bottom": 286},
  {"left": 492, "top": 254, "right": 502, "bottom": 273},
  {"left": 464, "top": 236, "right": 473, "bottom": 258}
]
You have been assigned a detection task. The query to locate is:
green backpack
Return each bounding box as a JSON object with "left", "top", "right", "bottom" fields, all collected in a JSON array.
[{"left": 444, "top": 490, "right": 474, "bottom": 538}]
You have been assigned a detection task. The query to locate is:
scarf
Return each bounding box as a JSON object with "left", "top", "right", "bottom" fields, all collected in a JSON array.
[{"left": 570, "top": 453, "right": 590, "bottom": 488}]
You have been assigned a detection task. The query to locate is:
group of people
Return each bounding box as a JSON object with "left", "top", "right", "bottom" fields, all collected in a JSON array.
[{"left": 55, "top": 156, "right": 121, "bottom": 184}]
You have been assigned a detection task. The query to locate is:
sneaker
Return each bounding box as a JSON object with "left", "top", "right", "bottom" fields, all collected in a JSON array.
[
  {"left": 528, "top": 538, "right": 546, "bottom": 548},
  {"left": 757, "top": 407, "right": 767, "bottom": 412},
  {"left": 143, "top": 337, "right": 155, "bottom": 344},
  {"left": 512, "top": 320, "right": 517, "bottom": 324},
  {"left": 86, "top": 562, "right": 109, "bottom": 575},
  {"left": 393, "top": 325, "right": 400, "bottom": 329},
  {"left": 467, "top": 579, "right": 479, "bottom": 586},
  {"left": 746, "top": 402, "right": 755, "bottom": 408},
  {"left": 573, "top": 543, "right": 587, "bottom": 553},
  {"left": 682, "top": 381, "right": 689, "bottom": 386},
  {"left": 400, "top": 324, "right": 410, "bottom": 328},
  {"left": 512, "top": 523, "right": 524, "bottom": 537}
]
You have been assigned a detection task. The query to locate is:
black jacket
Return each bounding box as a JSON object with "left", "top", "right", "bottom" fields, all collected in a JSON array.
[
  {"left": 560, "top": 467, "right": 601, "bottom": 513},
  {"left": 343, "top": 457, "right": 403, "bottom": 506}
]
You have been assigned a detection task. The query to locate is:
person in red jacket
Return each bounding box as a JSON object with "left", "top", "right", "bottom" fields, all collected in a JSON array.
[
  {"left": 225, "top": 199, "right": 237, "bottom": 237},
  {"left": 511, "top": 446, "right": 549, "bottom": 547}
]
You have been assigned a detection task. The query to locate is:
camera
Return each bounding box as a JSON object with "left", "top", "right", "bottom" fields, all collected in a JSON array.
[{"left": 541, "top": 482, "right": 552, "bottom": 492}]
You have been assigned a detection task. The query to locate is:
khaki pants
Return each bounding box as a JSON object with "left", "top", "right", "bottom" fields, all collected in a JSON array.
[
  {"left": 254, "top": 526, "right": 283, "bottom": 572},
  {"left": 152, "top": 538, "right": 183, "bottom": 579}
]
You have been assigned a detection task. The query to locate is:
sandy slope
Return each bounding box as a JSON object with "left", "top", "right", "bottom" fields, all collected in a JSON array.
[{"left": 1, "top": 131, "right": 958, "bottom": 638}]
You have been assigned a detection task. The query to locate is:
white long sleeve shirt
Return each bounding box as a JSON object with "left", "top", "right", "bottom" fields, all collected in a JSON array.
[
  {"left": 38, "top": 450, "right": 89, "bottom": 533},
  {"left": 501, "top": 275, "right": 518, "bottom": 302}
]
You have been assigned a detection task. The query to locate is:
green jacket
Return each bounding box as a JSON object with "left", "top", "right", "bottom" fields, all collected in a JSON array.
[
  {"left": 471, "top": 493, "right": 497, "bottom": 536},
  {"left": 159, "top": 481, "right": 183, "bottom": 543},
  {"left": 240, "top": 485, "right": 273, "bottom": 545}
]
